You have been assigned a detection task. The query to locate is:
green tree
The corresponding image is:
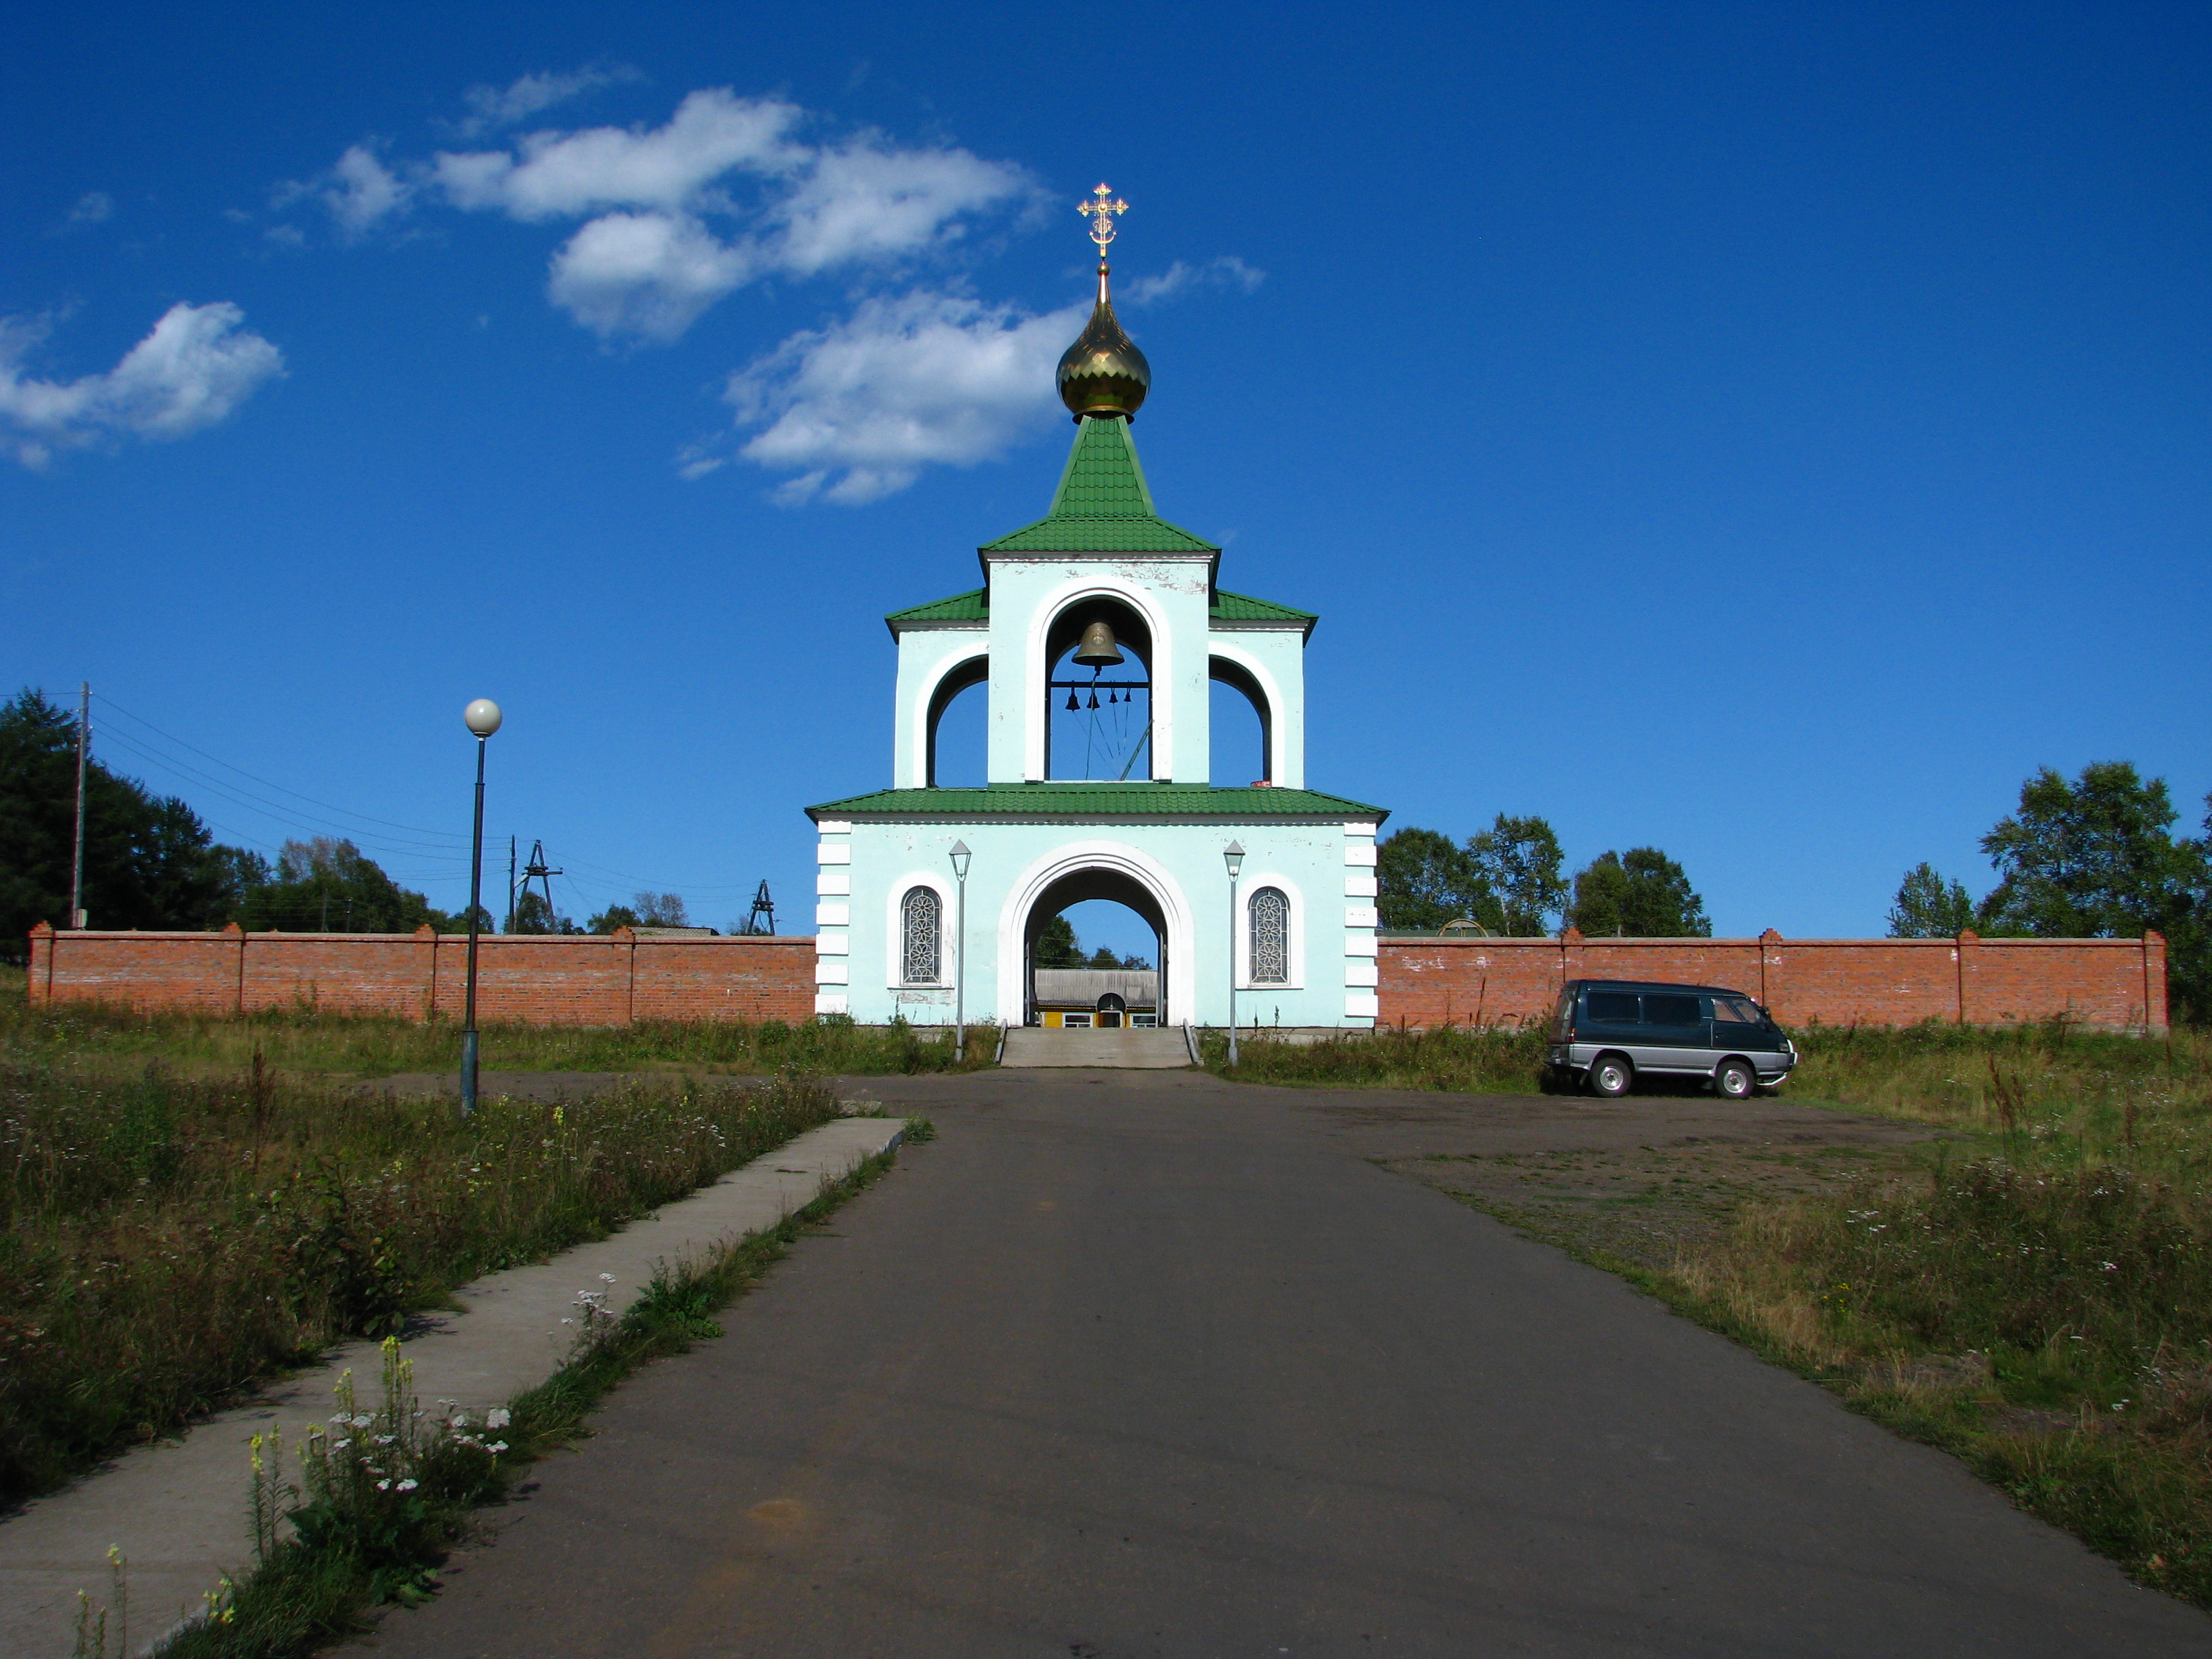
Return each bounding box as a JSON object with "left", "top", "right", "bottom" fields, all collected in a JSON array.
[
  {"left": 1033, "top": 913, "right": 1083, "bottom": 967},
  {"left": 1086, "top": 943, "right": 1152, "bottom": 968},
  {"left": 1975, "top": 762, "right": 2210, "bottom": 1017},
  {"left": 510, "top": 890, "right": 584, "bottom": 935},
  {"left": 1887, "top": 862, "right": 1976, "bottom": 938},
  {"left": 587, "top": 892, "right": 688, "bottom": 933},
  {"left": 1376, "top": 827, "right": 1492, "bottom": 931},
  {"left": 1468, "top": 813, "right": 1568, "bottom": 937},
  {"left": 0, "top": 688, "right": 241, "bottom": 953},
  {"left": 1570, "top": 847, "right": 1711, "bottom": 937},
  {"left": 237, "top": 837, "right": 453, "bottom": 933}
]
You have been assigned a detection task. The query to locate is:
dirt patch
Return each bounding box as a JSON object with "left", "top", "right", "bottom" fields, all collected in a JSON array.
[{"left": 1271, "top": 1086, "right": 1946, "bottom": 1273}]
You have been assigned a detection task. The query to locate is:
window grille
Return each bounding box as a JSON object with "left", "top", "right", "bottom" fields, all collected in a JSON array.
[
  {"left": 901, "top": 887, "right": 941, "bottom": 983},
  {"left": 1249, "top": 886, "right": 1290, "bottom": 983}
]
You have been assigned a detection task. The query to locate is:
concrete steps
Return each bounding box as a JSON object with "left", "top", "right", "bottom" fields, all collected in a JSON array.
[{"left": 1000, "top": 1026, "right": 1194, "bottom": 1069}]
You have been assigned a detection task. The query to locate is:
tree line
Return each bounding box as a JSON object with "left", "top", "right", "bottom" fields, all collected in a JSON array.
[
  {"left": 1887, "top": 760, "right": 2212, "bottom": 1020},
  {"left": 0, "top": 688, "right": 689, "bottom": 961},
  {"left": 1377, "top": 813, "right": 1710, "bottom": 939}
]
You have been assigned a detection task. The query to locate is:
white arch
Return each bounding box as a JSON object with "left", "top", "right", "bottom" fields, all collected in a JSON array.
[
  {"left": 908, "top": 650, "right": 989, "bottom": 789},
  {"left": 996, "top": 840, "right": 1196, "bottom": 1025},
  {"left": 1023, "top": 577, "right": 1175, "bottom": 781},
  {"left": 1207, "top": 641, "right": 1293, "bottom": 788}
]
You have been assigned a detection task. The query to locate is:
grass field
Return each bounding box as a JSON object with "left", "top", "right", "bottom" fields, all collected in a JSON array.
[
  {"left": 1211, "top": 1016, "right": 2212, "bottom": 1607},
  {"left": 1, "top": 996, "right": 988, "bottom": 1080},
  {"left": 0, "top": 994, "right": 865, "bottom": 1508}
]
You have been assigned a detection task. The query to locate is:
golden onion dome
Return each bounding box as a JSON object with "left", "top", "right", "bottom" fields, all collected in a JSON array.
[{"left": 1057, "top": 261, "right": 1150, "bottom": 422}]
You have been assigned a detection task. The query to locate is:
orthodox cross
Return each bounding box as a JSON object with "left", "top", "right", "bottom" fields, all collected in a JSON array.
[{"left": 1080, "top": 183, "right": 1128, "bottom": 255}]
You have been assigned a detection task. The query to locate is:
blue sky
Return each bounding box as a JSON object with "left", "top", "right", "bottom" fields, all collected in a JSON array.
[{"left": 5, "top": 2, "right": 2207, "bottom": 955}]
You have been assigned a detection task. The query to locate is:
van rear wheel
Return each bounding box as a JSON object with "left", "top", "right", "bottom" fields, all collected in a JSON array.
[
  {"left": 1587, "top": 1054, "right": 1633, "bottom": 1098},
  {"left": 1715, "top": 1059, "right": 1755, "bottom": 1099}
]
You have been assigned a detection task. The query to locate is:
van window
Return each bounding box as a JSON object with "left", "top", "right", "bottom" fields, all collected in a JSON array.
[
  {"left": 1641, "top": 994, "right": 1702, "bottom": 1025},
  {"left": 1714, "top": 996, "right": 1761, "bottom": 1025},
  {"left": 1551, "top": 989, "right": 1575, "bottom": 1039},
  {"left": 1586, "top": 991, "right": 1638, "bottom": 1023}
]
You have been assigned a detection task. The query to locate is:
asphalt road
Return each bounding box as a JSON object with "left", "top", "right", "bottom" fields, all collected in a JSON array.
[{"left": 366, "top": 1070, "right": 2212, "bottom": 1658}]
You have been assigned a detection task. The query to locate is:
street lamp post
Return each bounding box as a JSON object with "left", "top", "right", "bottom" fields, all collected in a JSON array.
[
  {"left": 1223, "top": 841, "right": 1245, "bottom": 1067},
  {"left": 460, "top": 699, "right": 502, "bottom": 1117},
  {"left": 949, "top": 840, "right": 972, "bottom": 1062}
]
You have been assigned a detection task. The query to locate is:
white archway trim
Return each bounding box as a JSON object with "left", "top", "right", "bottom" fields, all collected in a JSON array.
[
  {"left": 1233, "top": 871, "right": 1306, "bottom": 991},
  {"left": 1023, "top": 578, "right": 1174, "bottom": 781},
  {"left": 909, "top": 649, "right": 989, "bottom": 789},
  {"left": 995, "top": 840, "right": 1195, "bottom": 1025},
  {"left": 1207, "top": 642, "right": 1294, "bottom": 789},
  {"left": 885, "top": 871, "right": 956, "bottom": 989}
]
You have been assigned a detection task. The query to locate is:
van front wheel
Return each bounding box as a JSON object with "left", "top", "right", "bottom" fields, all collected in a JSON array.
[
  {"left": 1714, "top": 1059, "right": 1756, "bottom": 1099},
  {"left": 1587, "top": 1054, "right": 1633, "bottom": 1098}
]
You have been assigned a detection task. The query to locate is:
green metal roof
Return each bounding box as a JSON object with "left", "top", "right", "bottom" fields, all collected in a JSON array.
[
  {"left": 884, "top": 589, "right": 987, "bottom": 625},
  {"left": 1211, "top": 590, "right": 1315, "bottom": 624},
  {"left": 808, "top": 783, "right": 1387, "bottom": 821},
  {"left": 886, "top": 585, "right": 1312, "bottom": 632},
  {"left": 979, "top": 417, "right": 1218, "bottom": 554}
]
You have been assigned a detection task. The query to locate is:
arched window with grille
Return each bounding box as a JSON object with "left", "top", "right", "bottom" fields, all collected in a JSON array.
[
  {"left": 901, "top": 886, "right": 941, "bottom": 984},
  {"left": 1248, "top": 886, "right": 1290, "bottom": 984}
]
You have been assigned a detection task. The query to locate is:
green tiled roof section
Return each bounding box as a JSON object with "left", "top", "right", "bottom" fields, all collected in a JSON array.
[
  {"left": 885, "top": 589, "right": 987, "bottom": 625},
  {"left": 809, "top": 783, "right": 1387, "bottom": 821},
  {"left": 980, "top": 417, "right": 1218, "bottom": 554},
  {"left": 1211, "top": 590, "right": 1316, "bottom": 623}
]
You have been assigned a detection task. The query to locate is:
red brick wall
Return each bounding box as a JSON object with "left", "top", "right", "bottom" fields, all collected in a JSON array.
[
  {"left": 23, "top": 924, "right": 2169, "bottom": 1034},
  {"left": 1377, "top": 928, "right": 2167, "bottom": 1035},
  {"left": 25, "top": 923, "right": 817, "bottom": 1026}
]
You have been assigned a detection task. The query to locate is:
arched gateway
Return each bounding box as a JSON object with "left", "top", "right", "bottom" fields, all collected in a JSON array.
[{"left": 804, "top": 190, "right": 1387, "bottom": 1033}]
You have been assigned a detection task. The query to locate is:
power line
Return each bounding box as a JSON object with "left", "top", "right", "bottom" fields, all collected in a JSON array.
[
  {"left": 93, "top": 694, "right": 471, "bottom": 843},
  {"left": 94, "top": 726, "right": 470, "bottom": 860}
]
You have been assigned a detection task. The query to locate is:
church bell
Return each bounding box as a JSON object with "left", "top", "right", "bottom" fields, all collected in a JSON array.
[{"left": 1073, "top": 620, "right": 1124, "bottom": 667}]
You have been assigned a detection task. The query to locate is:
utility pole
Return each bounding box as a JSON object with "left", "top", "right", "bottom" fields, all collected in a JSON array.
[
  {"left": 744, "top": 880, "right": 777, "bottom": 936},
  {"left": 69, "top": 682, "right": 88, "bottom": 929},
  {"left": 518, "top": 840, "right": 562, "bottom": 930},
  {"left": 506, "top": 836, "right": 517, "bottom": 933}
]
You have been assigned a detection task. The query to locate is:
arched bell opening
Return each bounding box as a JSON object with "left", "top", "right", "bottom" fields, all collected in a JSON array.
[
  {"left": 924, "top": 655, "right": 990, "bottom": 787},
  {"left": 1023, "top": 868, "right": 1166, "bottom": 1028},
  {"left": 1044, "top": 597, "right": 1153, "bottom": 780},
  {"left": 1208, "top": 656, "right": 1274, "bottom": 785}
]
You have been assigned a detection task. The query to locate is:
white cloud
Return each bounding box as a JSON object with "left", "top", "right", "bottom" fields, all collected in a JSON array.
[
  {"left": 449, "top": 64, "right": 642, "bottom": 138},
  {"left": 721, "top": 289, "right": 1084, "bottom": 504},
  {"left": 433, "top": 89, "right": 803, "bottom": 222},
  {"left": 769, "top": 139, "right": 1031, "bottom": 274},
  {"left": 65, "top": 192, "right": 114, "bottom": 228},
  {"left": 298, "top": 87, "right": 1040, "bottom": 342},
  {"left": 0, "top": 302, "right": 284, "bottom": 468},
  {"left": 276, "top": 144, "right": 414, "bottom": 240},
  {"left": 547, "top": 211, "right": 751, "bottom": 341},
  {"left": 1122, "top": 255, "right": 1265, "bottom": 306}
]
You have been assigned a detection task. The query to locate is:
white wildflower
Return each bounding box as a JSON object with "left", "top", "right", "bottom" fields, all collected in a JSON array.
[{"left": 487, "top": 1408, "right": 510, "bottom": 1429}]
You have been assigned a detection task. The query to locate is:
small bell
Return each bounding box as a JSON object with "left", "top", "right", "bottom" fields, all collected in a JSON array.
[
  {"left": 1108, "top": 687, "right": 1118, "bottom": 704},
  {"left": 1073, "top": 619, "right": 1124, "bottom": 667},
  {"left": 1088, "top": 689, "right": 1100, "bottom": 710},
  {"left": 1065, "top": 689, "right": 1080, "bottom": 711}
]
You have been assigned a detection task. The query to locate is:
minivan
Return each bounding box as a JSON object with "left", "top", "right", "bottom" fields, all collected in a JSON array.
[{"left": 1546, "top": 979, "right": 1795, "bottom": 1099}]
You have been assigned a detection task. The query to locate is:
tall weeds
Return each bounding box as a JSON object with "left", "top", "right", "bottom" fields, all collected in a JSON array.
[
  {"left": 0, "top": 997, "right": 991, "bottom": 1079},
  {"left": 0, "top": 1059, "right": 840, "bottom": 1507}
]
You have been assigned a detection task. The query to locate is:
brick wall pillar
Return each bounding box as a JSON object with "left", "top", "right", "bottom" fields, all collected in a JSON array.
[
  {"left": 2144, "top": 930, "right": 2169, "bottom": 1035},
  {"left": 1759, "top": 928, "right": 1783, "bottom": 1012},
  {"left": 28, "top": 920, "right": 54, "bottom": 1006}
]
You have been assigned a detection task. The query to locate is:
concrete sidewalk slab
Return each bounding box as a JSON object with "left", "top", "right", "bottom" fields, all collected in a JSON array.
[{"left": 0, "top": 1114, "right": 903, "bottom": 1658}]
